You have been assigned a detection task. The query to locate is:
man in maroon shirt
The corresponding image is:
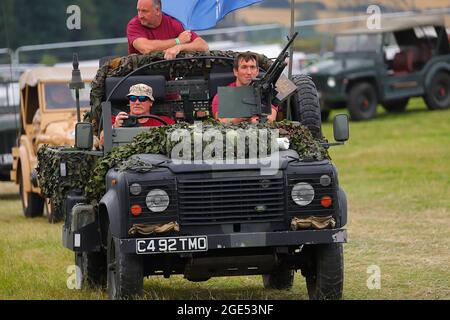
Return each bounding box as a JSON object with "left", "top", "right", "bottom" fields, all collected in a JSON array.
[
  {"left": 127, "top": 0, "right": 209, "bottom": 59},
  {"left": 212, "top": 52, "right": 277, "bottom": 124}
]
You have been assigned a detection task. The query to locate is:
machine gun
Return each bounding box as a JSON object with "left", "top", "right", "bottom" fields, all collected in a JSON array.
[
  {"left": 217, "top": 32, "right": 299, "bottom": 122},
  {"left": 252, "top": 31, "right": 298, "bottom": 123}
]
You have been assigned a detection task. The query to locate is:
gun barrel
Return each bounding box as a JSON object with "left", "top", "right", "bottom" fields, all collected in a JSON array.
[{"left": 265, "top": 32, "right": 298, "bottom": 75}]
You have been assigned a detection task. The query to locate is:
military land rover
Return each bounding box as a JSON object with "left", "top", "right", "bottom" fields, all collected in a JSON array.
[
  {"left": 37, "top": 37, "right": 350, "bottom": 300},
  {"left": 10, "top": 66, "right": 96, "bottom": 221},
  {"left": 306, "top": 15, "right": 450, "bottom": 121}
]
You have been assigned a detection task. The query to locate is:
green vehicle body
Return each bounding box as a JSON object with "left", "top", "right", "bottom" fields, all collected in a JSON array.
[{"left": 307, "top": 15, "right": 450, "bottom": 121}]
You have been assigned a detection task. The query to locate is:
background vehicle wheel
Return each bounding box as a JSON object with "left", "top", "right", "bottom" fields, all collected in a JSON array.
[
  {"left": 423, "top": 72, "right": 450, "bottom": 110},
  {"left": 75, "top": 251, "right": 107, "bottom": 289},
  {"left": 302, "top": 243, "right": 344, "bottom": 300},
  {"left": 107, "top": 229, "right": 143, "bottom": 300},
  {"left": 382, "top": 98, "right": 409, "bottom": 113},
  {"left": 19, "top": 172, "right": 44, "bottom": 218},
  {"left": 290, "top": 74, "right": 323, "bottom": 139},
  {"left": 347, "top": 82, "right": 378, "bottom": 121},
  {"left": 262, "top": 268, "right": 294, "bottom": 290}
]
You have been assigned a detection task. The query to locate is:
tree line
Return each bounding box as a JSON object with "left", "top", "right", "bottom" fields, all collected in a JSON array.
[{"left": 1, "top": 0, "right": 137, "bottom": 50}]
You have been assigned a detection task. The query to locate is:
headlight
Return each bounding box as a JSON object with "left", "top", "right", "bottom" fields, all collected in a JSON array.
[
  {"left": 129, "top": 183, "right": 142, "bottom": 195},
  {"left": 291, "top": 182, "right": 315, "bottom": 206},
  {"left": 146, "top": 189, "right": 170, "bottom": 213},
  {"left": 327, "top": 77, "right": 336, "bottom": 88}
]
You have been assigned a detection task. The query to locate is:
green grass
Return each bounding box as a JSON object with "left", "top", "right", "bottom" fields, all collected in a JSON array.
[{"left": 0, "top": 97, "right": 449, "bottom": 299}]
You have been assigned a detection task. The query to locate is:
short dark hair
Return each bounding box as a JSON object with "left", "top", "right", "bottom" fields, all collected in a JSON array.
[{"left": 234, "top": 52, "right": 259, "bottom": 70}]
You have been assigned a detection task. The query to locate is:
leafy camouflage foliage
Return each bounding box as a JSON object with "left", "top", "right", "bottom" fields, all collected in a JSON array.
[
  {"left": 36, "top": 147, "right": 99, "bottom": 210},
  {"left": 37, "top": 121, "right": 329, "bottom": 208}
]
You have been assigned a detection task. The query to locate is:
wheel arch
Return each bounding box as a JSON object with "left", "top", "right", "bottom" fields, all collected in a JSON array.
[
  {"left": 346, "top": 76, "right": 380, "bottom": 100},
  {"left": 99, "top": 189, "right": 122, "bottom": 239}
]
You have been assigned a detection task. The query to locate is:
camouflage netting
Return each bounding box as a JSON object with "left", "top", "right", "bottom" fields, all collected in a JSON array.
[
  {"left": 85, "top": 51, "right": 273, "bottom": 134},
  {"left": 37, "top": 148, "right": 99, "bottom": 210},
  {"left": 37, "top": 121, "right": 329, "bottom": 208}
]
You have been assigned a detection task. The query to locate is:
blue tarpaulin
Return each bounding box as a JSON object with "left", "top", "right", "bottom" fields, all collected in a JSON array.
[{"left": 162, "top": 0, "right": 264, "bottom": 31}]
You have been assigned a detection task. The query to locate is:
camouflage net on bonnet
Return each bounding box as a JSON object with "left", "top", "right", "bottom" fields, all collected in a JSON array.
[
  {"left": 37, "top": 121, "right": 329, "bottom": 209},
  {"left": 86, "top": 51, "right": 273, "bottom": 134}
]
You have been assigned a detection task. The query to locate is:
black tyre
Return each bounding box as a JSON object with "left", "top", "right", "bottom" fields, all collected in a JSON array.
[
  {"left": 75, "top": 251, "right": 107, "bottom": 289},
  {"left": 262, "top": 268, "right": 294, "bottom": 290},
  {"left": 19, "top": 171, "right": 44, "bottom": 218},
  {"left": 302, "top": 243, "right": 344, "bottom": 300},
  {"left": 423, "top": 72, "right": 450, "bottom": 110},
  {"left": 290, "top": 74, "right": 323, "bottom": 139},
  {"left": 347, "top": 82, "right": 378, "bottom": 121},
  {"left": 107, "top": 229, "right": 143, "bottom": 299},
  {"left": 382, "top": 98, "right": 409, "bottom": 113}
]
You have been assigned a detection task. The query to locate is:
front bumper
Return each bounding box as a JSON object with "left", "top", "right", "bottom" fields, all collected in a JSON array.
[{"left": 118, "top": 228, "right": 347, "bottom": 254}]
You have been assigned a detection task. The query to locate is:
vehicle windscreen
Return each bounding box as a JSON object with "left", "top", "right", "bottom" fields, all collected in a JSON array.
[
  {"left": 335, "top": 34, "right": 382, "bottom": 53},
  {"left": 44, "top": 83, "right": 91, "bottom": 110}
]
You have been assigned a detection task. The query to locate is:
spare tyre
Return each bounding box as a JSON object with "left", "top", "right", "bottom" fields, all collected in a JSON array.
[{"left": 290, "top": 75, "right": 323, "bottom": 139}]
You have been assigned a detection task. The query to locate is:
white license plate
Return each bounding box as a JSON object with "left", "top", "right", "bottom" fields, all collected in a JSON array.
[{"left": 136, "top": 236, "right": 208, "bottom": 254}]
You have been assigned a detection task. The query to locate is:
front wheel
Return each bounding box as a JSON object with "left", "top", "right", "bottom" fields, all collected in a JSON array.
[
  {"left": 75, "top": 251, "right": 107, "bottom": 289},
  {"left": 302, "top": 243, "right": 344, "bottom": 300},
  {"left": 262, "top": 268, "right": 294, "bottom": 290},
  {"left": 107, "top": 229, "right": 143, "bottom": 299},
  {"left": 347, "top": 82, "right": 378, "bottom": 121},
  {"left": 423, "top": 72, "right": 450, "bottom": 110}
]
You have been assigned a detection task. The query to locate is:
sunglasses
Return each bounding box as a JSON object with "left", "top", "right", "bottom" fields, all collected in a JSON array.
[{"left": 128, "top": 95, "right": 150, "bottom": 102}]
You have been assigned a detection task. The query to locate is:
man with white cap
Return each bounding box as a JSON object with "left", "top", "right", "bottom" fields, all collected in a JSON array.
[{"left": 113, "top": 83, "right": 175, "bottom": 127}]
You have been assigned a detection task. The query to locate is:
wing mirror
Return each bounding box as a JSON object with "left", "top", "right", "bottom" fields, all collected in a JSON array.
[
  {"left": 75, "top": 122, "right": 93, "bottom": 150},
  {"left": 333, "top": 114, "right": 349, "bottom": 143}
]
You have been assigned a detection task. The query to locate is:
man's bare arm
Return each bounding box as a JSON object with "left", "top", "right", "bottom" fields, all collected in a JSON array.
[
  {"left": 176, "top": 37, "right": 209, "bottom": 52},
  {"left": 163, "top": 37, "right": 209, "bottom": 59},
  {"left": 133, "top": 38, "right": 179, "bottom": 54}
]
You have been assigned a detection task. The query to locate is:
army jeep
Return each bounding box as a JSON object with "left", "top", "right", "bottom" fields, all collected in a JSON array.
[
  {"left": 39, "top": 38, "right": 350, "bottom": 300},
  {"left": 10, "top": 66, "right": 96, "bottom": 221},
  {"left": 306, "top": 15, "right": 450, "bottom": 121}
]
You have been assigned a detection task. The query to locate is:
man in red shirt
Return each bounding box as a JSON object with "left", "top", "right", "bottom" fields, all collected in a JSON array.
[
  {"left": 212, "top": 52, "right": 277, "bottom": 124},
  {"left": 127, "top": 0, "right": 209, "bottom": 60},
  {"left": 113, "top": 83, "right": 175, "bottom": 127}
]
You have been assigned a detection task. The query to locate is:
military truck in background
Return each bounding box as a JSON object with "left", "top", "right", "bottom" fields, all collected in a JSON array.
[
  {"left": 306, "top": 15, "right": 450, "bottom": 121},
  {"left": 10, "top": 66, "right": 97, "bottom": 222}
]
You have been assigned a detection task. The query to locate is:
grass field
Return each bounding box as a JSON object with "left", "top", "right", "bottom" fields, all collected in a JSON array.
[{"left": 0, "top": 98, "right": 449, "bottom": 300}]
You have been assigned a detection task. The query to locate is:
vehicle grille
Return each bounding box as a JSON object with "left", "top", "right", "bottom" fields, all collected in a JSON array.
[{"left": 178, "top": 174, "right": 286, "bottom": 226}]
